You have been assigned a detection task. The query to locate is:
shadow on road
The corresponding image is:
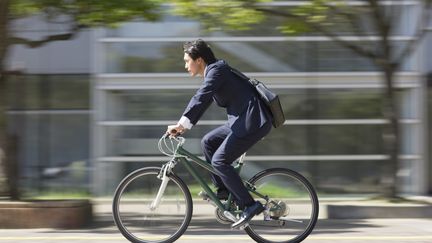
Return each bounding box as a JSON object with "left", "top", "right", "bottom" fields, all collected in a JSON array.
[{"left": 39, "top": 212, "right": 381, "bottom": 236}]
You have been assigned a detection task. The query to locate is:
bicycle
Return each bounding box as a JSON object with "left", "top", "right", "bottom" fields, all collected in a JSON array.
[{"left": 113, "top": 134, "right": 319, "bottom": 243}]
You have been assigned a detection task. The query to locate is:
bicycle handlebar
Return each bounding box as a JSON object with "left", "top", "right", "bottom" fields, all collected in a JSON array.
[{"left": 159, "top": 133, "right": 186, "bottom": 157}]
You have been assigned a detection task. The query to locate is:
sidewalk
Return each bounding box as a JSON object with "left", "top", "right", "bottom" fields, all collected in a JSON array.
[
  {"left": 1, "top": 218, "right": 431, "bottom": 243},
  {"left": 0, "top": 197, "right": 430, "bottom": 243}
]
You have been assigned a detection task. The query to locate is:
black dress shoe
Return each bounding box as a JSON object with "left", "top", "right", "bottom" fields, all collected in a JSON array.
[{"left": 231, "top": 201, "right": 264, "bottom": 229}]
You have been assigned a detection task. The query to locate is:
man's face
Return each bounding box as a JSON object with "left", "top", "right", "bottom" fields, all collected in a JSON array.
[{"left": 184, "top": 53, "right": 203, "bottom": 77}]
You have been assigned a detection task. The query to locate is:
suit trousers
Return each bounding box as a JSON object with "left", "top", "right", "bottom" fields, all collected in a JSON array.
[{"left": 201, "top": 122, "right": 272, "bottom": 208}]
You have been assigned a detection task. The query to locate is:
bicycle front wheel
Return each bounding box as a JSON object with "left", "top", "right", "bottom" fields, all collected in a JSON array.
[
  {"left": 245, "top": 168, "right": 319, "bottom": 243},
  {"left": 113, "top": 167, "right": 193, "bottom": 243}
]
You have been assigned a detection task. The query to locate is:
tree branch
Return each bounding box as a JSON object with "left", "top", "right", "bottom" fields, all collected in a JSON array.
[
  {"left": 8, "top": 24, "right": 85, "bottom": 48},
  {"left": 322, "top": 2, "right": 366, "bottom": 37},
  {"left": 254, "top": 7, "right": 378, "bottom": 60},
  {"left": 366, "top": 0, "right": 390, "bottom": 35}
]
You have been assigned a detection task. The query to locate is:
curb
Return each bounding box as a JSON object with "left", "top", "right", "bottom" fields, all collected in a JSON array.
[
  {"left": 0, "top": 199, "right": 93, "bottom": 228},
  {"left": 327, "top": 203, "right": 432, "bottom": 219}
]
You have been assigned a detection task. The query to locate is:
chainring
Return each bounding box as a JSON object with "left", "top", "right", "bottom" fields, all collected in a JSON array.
[{"left": 215, "top": 207, "right": 234, "bottom": 224}]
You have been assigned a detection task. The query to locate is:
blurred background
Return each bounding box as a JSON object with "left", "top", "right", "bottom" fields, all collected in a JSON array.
[{"left": 1, "top": 0, "right": 431, "bottom": 199}]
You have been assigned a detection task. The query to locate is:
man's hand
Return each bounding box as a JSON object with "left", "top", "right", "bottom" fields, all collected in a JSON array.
[{"left": 166, "top": 124, "right": 186, "bottom": 137}]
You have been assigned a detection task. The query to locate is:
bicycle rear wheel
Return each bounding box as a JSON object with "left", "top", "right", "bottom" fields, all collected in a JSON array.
[
  {"left": 113, "top": 167, "right": 193, "bottom": 243},
  {"left": 245, "top": 168, "right": 319, "bottom": 243}
]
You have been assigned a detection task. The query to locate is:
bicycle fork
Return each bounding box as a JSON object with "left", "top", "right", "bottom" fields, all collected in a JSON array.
[{"left": 150, "top": 164, "right": 171, "bottom": 210}]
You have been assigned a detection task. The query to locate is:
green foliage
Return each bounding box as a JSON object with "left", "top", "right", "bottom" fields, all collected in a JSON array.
[
  {"left": 277, "top": 21, "right": 311, "bottom": 35},
  {"left": 169, "top": 0, "right": 358, "bottom": 35},
  {"left": 170, "top": 0, "right": 269, "bottom": 31},
  {"left": 9, "top": 0, "right": 163, "bottom": 27},
  {"left": 293, "top": 0, "right": 332, "bottom": 22},
  {"left": 273, "top": 0, "right": 358, "bottom": 34},
  {"left": 9, "top": 0, "right": 40, "bottom": 17}
]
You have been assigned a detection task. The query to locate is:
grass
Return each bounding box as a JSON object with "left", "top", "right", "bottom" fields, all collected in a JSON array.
[
  {"left": 188, "top": 183, "right": 309, "bottom": 199},
  {"left": 254, "top": 184, "right": 310, "bottom": 198}
]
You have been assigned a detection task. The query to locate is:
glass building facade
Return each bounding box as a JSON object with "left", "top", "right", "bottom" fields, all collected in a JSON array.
[{"left": 6, "top": 1, "right": 432, "bottom": 197}]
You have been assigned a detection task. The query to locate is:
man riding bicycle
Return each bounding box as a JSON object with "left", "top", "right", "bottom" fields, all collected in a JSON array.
[{"left": 167, "top": 39, "right": 273, "bottom": 229}]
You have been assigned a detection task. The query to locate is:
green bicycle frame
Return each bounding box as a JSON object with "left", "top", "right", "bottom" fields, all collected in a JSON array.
[{"left": 175, "top": 145, "right": 266, "bottom": 212}]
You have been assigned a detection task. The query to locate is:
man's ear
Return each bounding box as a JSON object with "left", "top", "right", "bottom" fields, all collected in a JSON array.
[{"left": 197, "top": 57, "right": 206, "bottom": 67}]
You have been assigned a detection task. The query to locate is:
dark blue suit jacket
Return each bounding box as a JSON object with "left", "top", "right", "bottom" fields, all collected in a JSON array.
[{"left": 183, "top": 60, "right": 271, "bottom": 137}]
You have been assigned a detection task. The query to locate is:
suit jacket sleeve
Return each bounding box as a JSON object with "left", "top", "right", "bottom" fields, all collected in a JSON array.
[{"left": 182, "top": 65, "right": 225, "bottom": 125}]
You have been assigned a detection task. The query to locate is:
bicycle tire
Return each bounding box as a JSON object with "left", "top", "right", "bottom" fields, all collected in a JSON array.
[
  {"left": 113, "top": 167, "right": 193, "bottom": 243},
  {"left": 244, "top": 168, "right": 319, "bottom": 243}
]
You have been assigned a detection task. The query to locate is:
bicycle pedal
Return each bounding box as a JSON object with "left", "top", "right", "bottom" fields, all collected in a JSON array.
[
  {"left": 223, "top": 211, "right": 237, "bottom": 222},
  {"left": 231, "top": 223, "right": 249, "bottom": 230}
]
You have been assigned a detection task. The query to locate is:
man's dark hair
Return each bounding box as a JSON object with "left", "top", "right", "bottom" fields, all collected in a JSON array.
[{"left": 183, "top": 39, "right": 217, "bottom": 64}]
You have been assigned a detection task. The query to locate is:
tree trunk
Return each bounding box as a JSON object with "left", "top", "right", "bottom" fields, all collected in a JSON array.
[
  {"left": 0, "top": 69, "right": 15, "bottom": 199},
  {"left": 377, "top": 16, "right": 399, "bottom": 198},
  {"left": 0, "top": 0, "right": 19, "bottom": 200},
  {"left": 0, "top": 72, "right": 8, "bottom": 197},
  {"left": 0, "top": 0, "right": 9, "bottom": 197},
  {"left": 381, "top": 65, "right": 400, "bottom": 198}
]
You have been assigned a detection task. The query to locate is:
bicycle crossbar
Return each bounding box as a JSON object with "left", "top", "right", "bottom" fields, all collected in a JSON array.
[{"left": 176, "top": 147, "right": 215, "bottom": 172}]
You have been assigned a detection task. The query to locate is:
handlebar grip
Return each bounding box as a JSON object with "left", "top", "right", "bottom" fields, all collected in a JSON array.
[{"left": 164, "top": 129, "right": 179, "bottom": 139}]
